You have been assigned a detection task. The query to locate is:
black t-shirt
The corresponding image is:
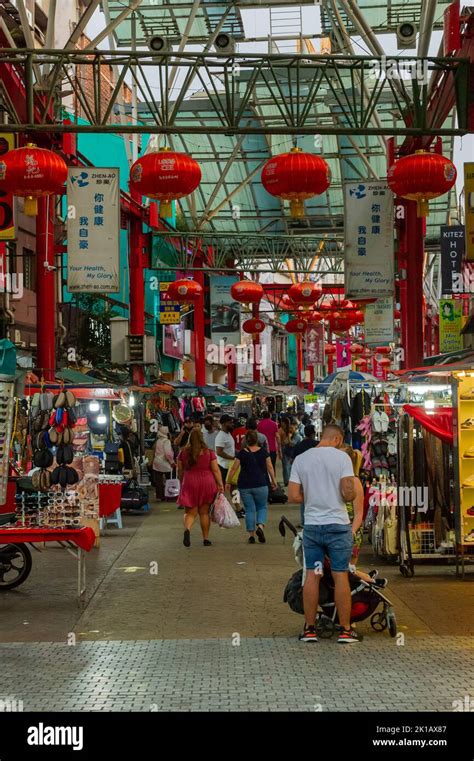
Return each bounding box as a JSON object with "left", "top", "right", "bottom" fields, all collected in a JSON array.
[
  {"left": 236, "top": 448, "right": 268, "bottom": 489},
  {"left": 293, "top": 438, "right": 317, "bottom": 459}
]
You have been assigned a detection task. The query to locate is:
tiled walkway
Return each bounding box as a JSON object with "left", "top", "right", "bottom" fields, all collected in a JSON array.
[{"left": 0, "top": 636, "right": 471, "bottom": 712}]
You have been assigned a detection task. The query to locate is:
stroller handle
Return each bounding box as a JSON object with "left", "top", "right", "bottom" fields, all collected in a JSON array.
[{"left": 278, "top": 515, "right": 298, "bottom": 538}]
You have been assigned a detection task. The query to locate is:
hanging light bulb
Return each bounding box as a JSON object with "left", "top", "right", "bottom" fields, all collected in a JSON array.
[
  {"left": 89, "top": 400, "right": 100, "bottom": 412},
  {"left": 97, "top": 413, "right": 107, "bottom": 425},
  {"left": 129, "top": 393, "right": 136, "bottom": 407}
]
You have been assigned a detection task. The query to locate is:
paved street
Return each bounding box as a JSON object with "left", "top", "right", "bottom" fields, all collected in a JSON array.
[{"left": 0, "top": 499, "right": 473, "bottom": 711}]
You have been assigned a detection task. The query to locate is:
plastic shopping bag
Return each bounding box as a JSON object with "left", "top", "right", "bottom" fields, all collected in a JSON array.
[
  {"left": 164, "top": 478, "right": 180, "bottom": 499},
  {"left": 211, "top": 492, "right": 240, "bottom": 529}
]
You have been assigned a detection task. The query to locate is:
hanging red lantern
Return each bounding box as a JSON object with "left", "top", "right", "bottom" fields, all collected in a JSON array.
[
  {"left": 242, "top": 318, "right": 265, "bottom": 334},
  {"left": 288, "top": 281, "right": 322, "bottom": 306},
  {"left": 261, "top": 147, "right": 331, "bottom": 218},
  {"left": 307, "top": 310, "right": 323, "bottom": 323},
  {"left": 0, "top": 144, "right": 67, "bottom": 216},
  {"left": 354, "top": 358, "right": 368, "bottom": 369},
  {"left": 394, "top": 309, "right": 401, "bottom": 320},
  {"left": 352, "top": 310, "right": 364, "bottom": 324},
  {"left": 286, "top": 318, "right": 307, "bottom": 334},
  {"left": 376, "top": 346, "right": 391, "bottom": 355},
  {"left": 351, "top": 344, "right": 363, "bottom": 356},
  {"left": 130, "top": 148, "right": 201, "bottom": 218},
  {"left": 230, "top": 280, "right": 264, "bottom": 304},
  {"left": 387, "top": 150, "right": 457, "bottom": 217},
  {"left": 324, "top": 344, "right": 336, "bottom": 356},
  {"left": 378, "top": 358, "right": 392, "bottom": 368},
  {"left": 329, "top": 313, "right": 353, "bottom": 332},
  {"left": 168, "top": 278, "right": 202, "bottom": 302}
]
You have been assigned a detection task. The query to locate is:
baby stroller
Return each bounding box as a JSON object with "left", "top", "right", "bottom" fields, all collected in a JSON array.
[{"left": 279, "top": 516, "right": 397, "bottom": 638}]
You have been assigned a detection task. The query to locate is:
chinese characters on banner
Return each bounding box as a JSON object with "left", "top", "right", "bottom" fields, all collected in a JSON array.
[
  {"left": 439, "top": 298, "right": 463, "bottom": 352},
  {"left": 305, "top": 323, "right": 324, "bottom": 365},
  {"left": 440, "top": 225, "right": 465, "bottom": 294},
  {"left": 67, "top": 168, "right": 120, "bottom": 293},
  {"left": 464, "top": 163, "right": 474, "bottom": 261},
  {"left": 364, "top": 297, "right": 394, "bottom": 344},
  {"left": 344, "top": 181, "right": 394, "bottom": 298},
  {"left": 0, "top": 134, "right": 15, "bottom": 240}
]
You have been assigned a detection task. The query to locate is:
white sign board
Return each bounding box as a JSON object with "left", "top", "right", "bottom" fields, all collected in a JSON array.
[
  {"left": 67, "top": 167, "right": 120, "bottom": 293},
  {"left": 344, "top": 181, "right": 394, "bottom": 298},
  {"left": 364, "top": 297, "right": 394, "bottom": 344}
]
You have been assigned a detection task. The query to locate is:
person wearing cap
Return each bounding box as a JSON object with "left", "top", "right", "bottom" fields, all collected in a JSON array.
[{"left": 152, "top": 426, "right": 175, "bottom": 501}]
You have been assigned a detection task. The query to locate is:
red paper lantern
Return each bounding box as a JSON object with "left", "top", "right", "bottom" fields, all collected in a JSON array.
[
  {"left": 387, "top": 150, "right": 457, "bottom": 217},
  {"left": 308, "top": 310, "right": 323, "bottom": 323},
  {"left": 261, "top": 147, "right": 331, "bottom": 218},
  {"left": 288, "top": 281, "right": 322, "bottom": 306},
  {"left": 324, "top": 344, "right": 336, "bottom": 356},
  {"left": 286, "top": 318, "right": 307, "bottom": 334},
  {"left": 0, "top": 144, "right": 67, "bottom": 216},
  {"left": 353, "top": 310, "right": 364, "bottom": 324},
  {"left": 329, "top": 313, "right": 353, "bottom": 332},
  {"left": 376, "top": 346, "right": 391, "bottom": 355},
  {"left": 130, "top": 149, "right": 201, "bottom": 218},
  {"left": 168, "top": 278, "right": 202, "bottom": 302},
  {"left": 351, "top": 344, "right": 363, "bottom": 356},
  {"left": 354, "top": 358, "right": 368, "bottom": 369},
  {"left": 378, "top": 358, "right": 391, "bottom": 368},
  {"left": 394, "top": 309, "right": 401, "bottom": 320},
  {"left": 230, "top": 280, "right": 264, "bottom": 304},
  {"left": 242, "top": 318, "right": 265, "bottom": 334}
]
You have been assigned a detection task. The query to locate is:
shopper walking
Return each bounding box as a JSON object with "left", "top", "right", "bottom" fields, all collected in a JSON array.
[
  {"left": 288, "top": 423, "right": 362, "bottom": 644},
  {"left": 174, "top": 418, "right": 194, "bottom": 450},
  {"left": 177, "top": 429, "right": 224, "bottom": 547},
  {"left": 292, "top": 424, "right": 318, "bottom": 526},
  {"left": 152, "top": 426, "right": 175, "bottom": 501},
  {"left": 242, "top": 417, "right": 269, "bottom": 451},
  {"left": 257, "top": 410, "right": 280, "bottom": 469},
  {"left": 278, "top": 417, "right": 302, "bottom": 486},
  {"left": 202, "top": 415, "right": 218, "bottom": 451},
  {"left": 226, "top": 430, "right": 277, "bottom": 544},
  {"left": 215, "top": 414, "right": 235, "bottom": 484}
]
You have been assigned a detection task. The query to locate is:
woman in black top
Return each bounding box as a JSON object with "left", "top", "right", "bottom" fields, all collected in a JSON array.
[{"left": 226, "top": 430, "right": 277, "bottom": 544}]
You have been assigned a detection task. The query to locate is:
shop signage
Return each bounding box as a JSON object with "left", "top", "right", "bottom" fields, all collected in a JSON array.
[
  {"left": 440, "top": 225, "right": 465, "bottom": 294},
  {"left": 336, "top": 338, "right": 351, "bottom": 368},
  {"left": 210, "top": 275, "right": 241, "bottom": 347},
  {"left": 364, "top": 297, "right": 394, "bottom": 344},
  {"left": 305, "top": 323, "right": 324, "bottom": 365},
  {"left": 344, "top": 181, "right": 394, "bottom": 298},
  {"left": 162, "top": 322, "right": 185, "bottom": 359},
  {"left": 439, "top": 298, "right": 463, "bottom": 352},
  {"left": 67, "top": 167, "right": 120, "bottom": 293},
  {"left": 159, "top": 281, "right": 182, "bottom": 324},
  {"left": 465, "top": 163, "right": 474, "bottom": 262},
  {"left": 0, "top": 134, "right": 15, "bottom": 240}
]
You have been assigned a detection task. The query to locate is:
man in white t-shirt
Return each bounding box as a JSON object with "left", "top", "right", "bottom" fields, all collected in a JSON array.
[
  {"left": 202, "top": 415, "right": 218, "bottom": 451},
  {"left": 215, "top": 415, "right": 235, "bottom": 482},
  {"left": 288, "top": 424, "right": 359, "bottom": 644}
]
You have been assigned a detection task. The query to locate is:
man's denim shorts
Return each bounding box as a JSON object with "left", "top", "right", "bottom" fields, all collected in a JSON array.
[{"left": 303, "top": 524, "right": 353, "bottom": 573}]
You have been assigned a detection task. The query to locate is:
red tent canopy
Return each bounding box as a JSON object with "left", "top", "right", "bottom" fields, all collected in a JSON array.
[{"left": 403, "top": 404, "right": 453, "bottom": 445}]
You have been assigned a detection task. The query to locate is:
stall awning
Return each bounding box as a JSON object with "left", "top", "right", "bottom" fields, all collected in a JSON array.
[{"left": 403, "top": 405, "right": 453, "bottom": 445}]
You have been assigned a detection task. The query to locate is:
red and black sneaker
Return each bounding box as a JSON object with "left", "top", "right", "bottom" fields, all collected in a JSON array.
[
  {"left": 337, "top": 628, "right": 363, "bottom": 644},
  {"left": 299, "top": 625, "right": 318, "bottom": 643}
]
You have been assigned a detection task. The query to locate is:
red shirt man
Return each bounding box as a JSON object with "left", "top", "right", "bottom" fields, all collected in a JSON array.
[
  {"left": 232, "top": 422, "right": 248, "bottom": 452},
  {"left": 257, "top": 413, "right": 279, "bottom": 461}
]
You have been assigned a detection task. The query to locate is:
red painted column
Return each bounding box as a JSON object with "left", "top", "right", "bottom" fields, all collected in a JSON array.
[
  {"left": 405, "top": 200, "right": 425, "bottom": 368},
  {"left": 307, "top": 365, "right": 314, "bottom": 391},
  {"left": 252, "top": 303, "right": 260, "bottom": 383},
  {"left": 194, "top": 261, "right": 206, "bottom": 387},
  {"left": 36, "top": 196, "right": 56, "bottom": 381},
  {"left": 129, "top": 189, "right": 145, "bottom": 385},
  {"left": 396, "top": 198, "right": 409, "bottom": 370},
  {"left": 227, "top": 358, "right": 236, "bottom": 391}
]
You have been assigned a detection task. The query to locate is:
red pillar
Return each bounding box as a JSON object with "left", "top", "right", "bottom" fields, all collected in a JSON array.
[
  {"left": 252, "top": 303, "right": 260, "bottom": 383},
  {"left": 36, "top": 196, "right": 56, "bottom": 381},
  {"left": 129, "top": 189, "right": 145, "bottom": 385},
  {"left": 397, "top": 199, "right": 409, "bottom": 370},
  {"left": 227, "top": 359, "right": 236, "bottom": 391},
  {"left": 307, "top": 365, "right": 314, "bottom": 391},
  {"left": 194, "top": 262, "right": 206, "bottom": 387},
  {"left": 405, "top": 200, "right": 425, "bottom": 368}
]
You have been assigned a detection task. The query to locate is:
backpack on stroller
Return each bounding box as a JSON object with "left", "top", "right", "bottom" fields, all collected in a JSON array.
[{"left": 279, "top": 516, "right": 397, "bottom": 638}]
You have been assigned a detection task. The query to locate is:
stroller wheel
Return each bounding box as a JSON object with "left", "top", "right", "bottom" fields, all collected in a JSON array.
[
  {"left": 387, "top": 607, "right": 397, "bottom": 638},
  {"left": 370, "top": 612, "right": 388, "bottom": 632},
  {"left": 316, "top": 614, "right": 335, "bottom": 639}
]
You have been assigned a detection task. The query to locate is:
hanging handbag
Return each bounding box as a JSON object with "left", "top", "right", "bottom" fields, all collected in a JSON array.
[{"left": 164, "top": 468, "right": 180, "bottom": 499}]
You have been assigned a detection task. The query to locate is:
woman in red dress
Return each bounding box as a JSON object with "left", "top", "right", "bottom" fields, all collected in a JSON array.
[{"left": 177, "top": 429, "right": 224, "bottom": 547}]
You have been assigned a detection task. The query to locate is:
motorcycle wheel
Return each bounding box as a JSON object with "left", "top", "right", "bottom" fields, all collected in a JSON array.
[{"left": 0, "top": 544, "right": 33, "bottom": 590}]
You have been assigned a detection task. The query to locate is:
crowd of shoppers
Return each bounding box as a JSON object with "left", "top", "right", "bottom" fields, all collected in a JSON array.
[{"left": 147, "top": 408, "right": 379, "bottom": 645}]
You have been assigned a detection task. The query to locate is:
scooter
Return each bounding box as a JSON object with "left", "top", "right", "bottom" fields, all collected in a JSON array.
[{"left": 0, "top": 513, "right": 32, "bottom": 590}]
